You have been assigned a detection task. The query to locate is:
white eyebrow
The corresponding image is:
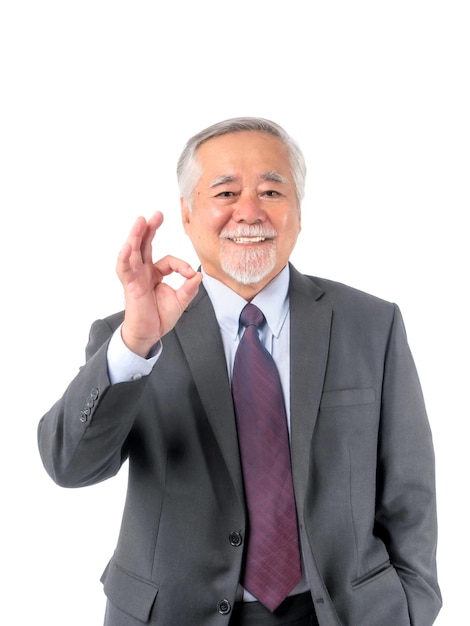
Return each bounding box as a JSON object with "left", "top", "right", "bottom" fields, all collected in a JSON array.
[
  {"left": 261, "top": 171, "right": 288, "bottom": 184},
  {"left": 209, "top": 175, "right": 237, "bottom": 188},
  {"left": 209, "top": 171, "right": 288, "bottom": 188}
]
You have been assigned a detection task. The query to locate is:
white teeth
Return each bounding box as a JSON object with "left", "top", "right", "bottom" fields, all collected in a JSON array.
[{"left": 231, "top": 237, "right": 266, "bottom": 243}]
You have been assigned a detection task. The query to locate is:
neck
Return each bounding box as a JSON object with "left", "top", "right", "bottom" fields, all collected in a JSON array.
[{"left": 203, "top": 267, "right": 287, "bottom": 301}]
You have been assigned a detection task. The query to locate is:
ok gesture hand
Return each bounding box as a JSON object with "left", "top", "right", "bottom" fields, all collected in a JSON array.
[{"left": 116, "top": 211, "right": 202, "bottom": 357}]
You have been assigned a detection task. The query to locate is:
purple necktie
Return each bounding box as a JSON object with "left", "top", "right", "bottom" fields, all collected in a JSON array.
[{"left": 231, "top": 303, "right": 302, "bottom": 612}]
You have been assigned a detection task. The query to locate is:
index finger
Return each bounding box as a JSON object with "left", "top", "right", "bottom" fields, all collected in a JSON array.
[
  {"left": 153, "top": 255, "right": 199, "bottom": 279},
  {"left": 140, "top": 211, "right": 164, "bottom": 264}
]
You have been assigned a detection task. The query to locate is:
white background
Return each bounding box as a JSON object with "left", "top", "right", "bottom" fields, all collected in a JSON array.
[{"left": 1, "top": 1, "right": 468, "bottom": 624}]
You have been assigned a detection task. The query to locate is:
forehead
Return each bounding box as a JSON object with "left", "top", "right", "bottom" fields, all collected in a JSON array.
[{"left": 196, "top": 131, "right": 291, "bottom": 178}]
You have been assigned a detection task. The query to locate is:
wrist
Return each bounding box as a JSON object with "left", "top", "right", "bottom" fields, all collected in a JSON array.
[{"left": 121, "top": 325, "right": 161, "bottom": 359}]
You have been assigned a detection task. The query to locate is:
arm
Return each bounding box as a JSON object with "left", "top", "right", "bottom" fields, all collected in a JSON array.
[
  {"left": 37, "top": 212, "right": 202, "bottom": 487},
  {"left": 376, "top": 305, "right": 442, "bottom": 625},
  {"left": 37, "top": 317, "right": 145, "bottom": 487}
]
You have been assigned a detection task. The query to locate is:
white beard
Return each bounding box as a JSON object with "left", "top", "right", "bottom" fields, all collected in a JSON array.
[{"left": 219, "top": 226, "right": 277, "bottom": 285}]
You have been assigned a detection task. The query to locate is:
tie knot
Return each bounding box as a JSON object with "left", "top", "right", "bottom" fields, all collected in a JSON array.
[{"left": 240, "top": 303, "right": 265, "bottom": 329}]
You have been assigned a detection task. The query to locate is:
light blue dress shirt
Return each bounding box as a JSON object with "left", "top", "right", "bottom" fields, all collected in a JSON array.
[{"left": 202, "top": 265, "right": 292, "bottom": 432}]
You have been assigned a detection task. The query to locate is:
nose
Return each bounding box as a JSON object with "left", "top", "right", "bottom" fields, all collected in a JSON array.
[{"left": 232, "top": 191, "right": 266, "bottom": 223}]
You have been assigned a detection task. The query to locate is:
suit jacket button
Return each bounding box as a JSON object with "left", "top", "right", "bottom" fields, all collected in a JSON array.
[
  {"left": 217, "top": 599, "right": 231, "bottom": 615},
  {"left": 79, "top": 411, "right": 87, "bottom": 423},
  {"left": 229, "top": 531, "right": 243, "bottom": 547}
]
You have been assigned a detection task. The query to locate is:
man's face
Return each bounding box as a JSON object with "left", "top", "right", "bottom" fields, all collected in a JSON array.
[{"left": 181, "top": 131, "right": 301, "bottom": 298}]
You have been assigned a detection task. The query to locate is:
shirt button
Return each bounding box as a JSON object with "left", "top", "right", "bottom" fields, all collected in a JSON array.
[
  {"left": 131, "top": 373, "right": 142, "bottom": 381},
  {"left": 216, "top": 599, "right": 231, "bottom": 615}
]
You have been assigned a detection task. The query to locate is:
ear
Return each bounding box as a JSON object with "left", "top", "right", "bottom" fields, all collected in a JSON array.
[{"left": 180, "top": 197, "right": 192, "bottom": 235}]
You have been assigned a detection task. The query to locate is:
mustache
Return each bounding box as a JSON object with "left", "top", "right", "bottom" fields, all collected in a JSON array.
[{"left": 220, "top": 225, "right": 278, "bottom": 239}]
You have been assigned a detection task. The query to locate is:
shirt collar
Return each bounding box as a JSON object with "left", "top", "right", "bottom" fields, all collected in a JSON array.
[{"left": 202, "top": 265, "right": 290, "bottom": 341}]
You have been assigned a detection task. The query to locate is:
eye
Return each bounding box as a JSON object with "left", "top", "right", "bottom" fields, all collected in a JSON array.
[
  {"left": 261, "top": 190, "right": 282, "bottom": 198},
  {"left": 216, "top": 190, "right": 235, "bottom": 198}
]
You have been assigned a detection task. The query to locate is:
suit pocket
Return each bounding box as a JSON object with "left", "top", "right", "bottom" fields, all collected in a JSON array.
[
  {"left": 320, "top": 387, "right": 376, "bottom": 409},
  {"left": 101, "top": 558, "right": 158, "bottom": 623},
  {"left": 351, "top": 560, "right": 393, "bottom": 589}
]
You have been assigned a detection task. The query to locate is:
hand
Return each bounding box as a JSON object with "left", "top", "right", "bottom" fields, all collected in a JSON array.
[{"left": 116, "top": 211, "right": 202, "bottom": 357}]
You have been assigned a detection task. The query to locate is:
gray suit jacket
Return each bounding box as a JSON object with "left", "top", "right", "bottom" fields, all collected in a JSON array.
[{"left": 38, "top": 265, "right": 441, "bottom": 625}]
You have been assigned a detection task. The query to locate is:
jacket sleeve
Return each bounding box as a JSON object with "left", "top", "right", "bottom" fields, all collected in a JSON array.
[
  {"left": 376, "top": 305, "right": 442, "bottom": 625},
  {"left": 37, "top": 316, "right": 149, "bottom": 488}
]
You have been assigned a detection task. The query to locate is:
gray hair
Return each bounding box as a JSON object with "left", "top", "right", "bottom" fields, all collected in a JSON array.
[{"left": 176, "top": 117, "right": 306, "bottom": 209}]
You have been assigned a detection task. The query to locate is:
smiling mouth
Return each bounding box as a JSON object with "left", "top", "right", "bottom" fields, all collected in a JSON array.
[{"left": 230, "top": 236, "right": 269, "bottom": 244}]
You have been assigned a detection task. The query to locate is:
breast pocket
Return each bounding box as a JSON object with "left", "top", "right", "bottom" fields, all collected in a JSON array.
[{"left": 320, "top": 387, "right": 376, "bottom": 409}]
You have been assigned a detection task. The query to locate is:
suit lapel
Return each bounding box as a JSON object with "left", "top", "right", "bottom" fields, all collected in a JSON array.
[
  {"left": 289, "top": 267, "right": 350, "bottom": 625},
  {"left": 288, "top": 265, "right": 332, "bottom": 507},
  {"left": 174, "top": 286, "right": 245, "bottom": 503}
]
